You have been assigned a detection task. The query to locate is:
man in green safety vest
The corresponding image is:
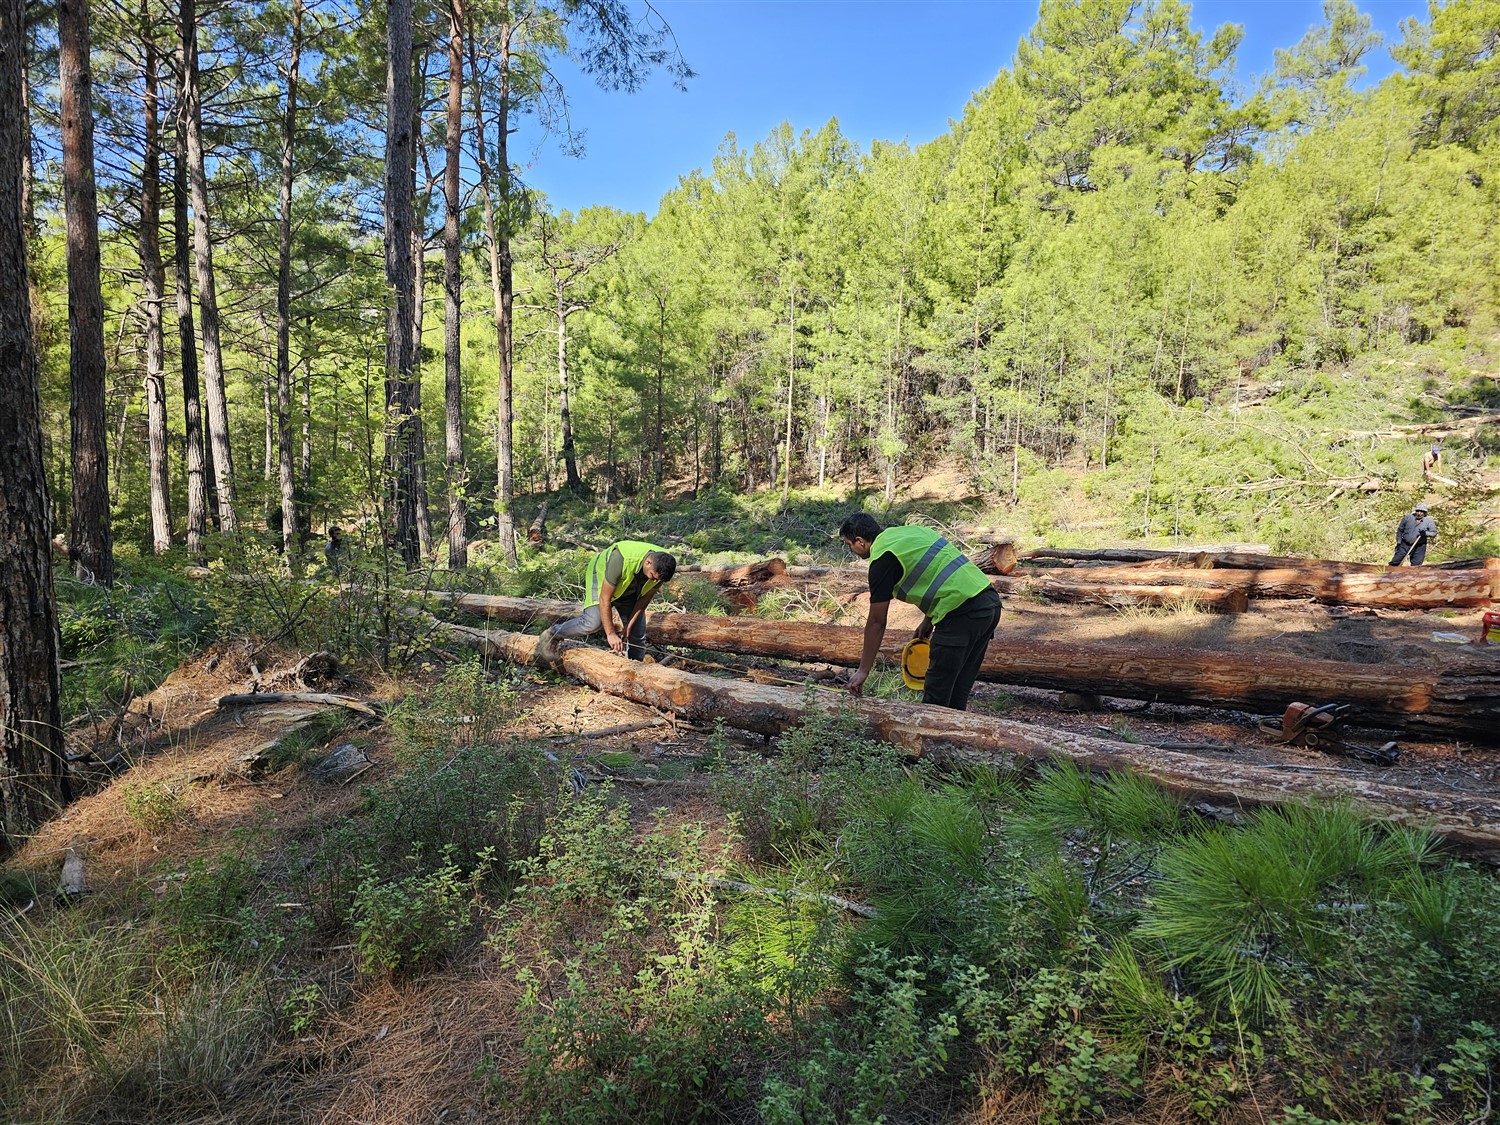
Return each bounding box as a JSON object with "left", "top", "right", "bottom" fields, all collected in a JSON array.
[
  {"left": 837, "top": 513, "right": 1001, "bottom": 711},
  {"left": 539, "top": 540, "right": 678, "bottom": 662}
]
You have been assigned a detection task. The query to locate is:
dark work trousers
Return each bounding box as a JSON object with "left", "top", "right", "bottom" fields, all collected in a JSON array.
[
  {"left": 1390, "top": 536, "right": 1429, "bottom": 566},
  {"left": 922, "top": 587, "right": 1002, "bottom": 711},
  {"left": 551, "top": 593, "right": 647, "bottom": 659}
]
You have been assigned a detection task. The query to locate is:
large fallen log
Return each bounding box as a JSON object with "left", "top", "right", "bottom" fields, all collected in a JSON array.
[
  {"left": 445, "top": 623, "right": 1500, "bottom": 855},
  {"left": 439, "top": 597, "right": 1500, "bottom": 741},
  {"left": 991, "top": 576, "right": 1250, "bottom": 613},
  {"left": 1343, "top": 412, "right": 1500, "bottom": 440},
  {"left": 677, "top": 559, "right": 789, "bottom": 586},
  {"left": 1021, "top": 546, "right": 1272, "bottom": 564},
  {"left": 1016, "top": 561, "right": 1497, "bottom": 606},
  {"left": 672, "top": 555, "right": 1494, "bottom": 609}
]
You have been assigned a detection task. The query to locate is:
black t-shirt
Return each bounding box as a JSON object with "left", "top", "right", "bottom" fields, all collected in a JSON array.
[{"left": 867, "top": 550, "right": 901, "bottom": 604}]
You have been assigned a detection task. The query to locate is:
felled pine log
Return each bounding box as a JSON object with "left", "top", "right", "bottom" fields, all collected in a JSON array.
[
  {"left": 1021, "top": 545, "right": 1271, "bottom": 564},
  {"left": 674, "top": 554, "right": 1494, "bottom": 609},
  {"left": 438, "top": 598, "right": 1500, "bottom": 742},
  {"left": 1022, "top": 560, "right": 1497, "bottom": 606},
  {"left": 677, "top": 558, "right": 789, "bottom": 586},
  {"left": 973, "top": 542, "right": 1019, "bottom": 576},
  {"left": 666, "top": 561, "right": 1247, "bottom": 612},
  {"left": 444, "top": 622, "right": 1500, "bottom": 854},
  {"left": 527, "top": 502, "right": 549, "bottom": 545}
]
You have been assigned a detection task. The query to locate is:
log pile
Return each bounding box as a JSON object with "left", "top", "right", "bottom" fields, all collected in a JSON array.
[
  {"left": 674, "top": 552, "right": 1500, "bottom": 611},
  {"left": 444, "top": 622, "right": 1500, "bottom": 855},
  {"left": 438, "top": 596, "right": 1500, "bottom": 742}
]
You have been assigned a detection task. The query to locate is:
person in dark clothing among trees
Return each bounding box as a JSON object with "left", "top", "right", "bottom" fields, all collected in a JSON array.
[
  {"left": 838, "top": 513, "right": 1002, "bottom": 711},
  {"left": 324, "top": 525, "right": 347, "bottom": 575},
  {"left": 539, "top": 540, "right": 677, "bottom": 662},
  {"left": 1390, "top": 502, "right": 1438, "bottom": 566}
]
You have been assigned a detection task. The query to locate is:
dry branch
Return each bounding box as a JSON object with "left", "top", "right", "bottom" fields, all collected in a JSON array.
[{"left": 216, "top": 692, "right": 382, "bottom": 716}]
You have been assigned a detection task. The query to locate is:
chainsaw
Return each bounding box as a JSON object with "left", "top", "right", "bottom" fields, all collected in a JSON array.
[{"left": 1257, "top": 702, "right": 1400, "bottom": 765}]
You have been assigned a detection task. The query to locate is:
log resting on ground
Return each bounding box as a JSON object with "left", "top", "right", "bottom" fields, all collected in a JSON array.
[
  {"left": 439, "top": 596, "right": 1500, "bottom": 741},
  {"left": 662, "top": 556, "right": 1494, "bottom": 609},
  {"left": 1010, "top": 561, "right": 1498, "bottom": 606},
  {"left": 445, "top": 622, "right": 1500, "bottom": 855},
  {"left": 676, "top": 559, "right": 789, "bottom": 586}
]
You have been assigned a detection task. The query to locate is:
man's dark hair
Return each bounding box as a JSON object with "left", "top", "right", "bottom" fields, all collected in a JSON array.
[
  {"left": 647, "top": 550, "right": 677, "bottom": 582},
  {"left": 838, "top": 513, "right": 882, "bottom": 542}
]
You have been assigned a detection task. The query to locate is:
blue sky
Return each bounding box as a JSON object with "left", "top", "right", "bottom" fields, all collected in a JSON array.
[{"left": 513, "top": 0, "right": 1430, "bottom": 218}]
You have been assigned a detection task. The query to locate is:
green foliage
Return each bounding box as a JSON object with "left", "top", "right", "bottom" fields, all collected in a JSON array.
[
  {"left": 492, "top": 791, "right": 760, "bottom": 1123},
  {"left": 710, "top": 694, "right": 906, "bottom": 862},
  {"left": 204, "top": 538, "right": 448, "bottom": 671},
  {"left": 1140, "top": 803, "right": 1433, "bottom": 1015},
  {"left": 349, "top": 851, "right": 487, "bottom": 977},
  {"left": 163, "top": 851, "right": 283, "bottom": 965},
  {"left": 758, "top": 952, "right": 960, "bottom": 1124},
  {"left": 56, "top": 557, "right": 213, "bottom": 722},
  {"left": 0, "top": 907, "right": 150, "bottom": 1116},
  {"left": 120, "top": 779, "right": 187, "bottom": 834},
  {"left": 385, "top": 655, "right": 523, "bottom": 755}
]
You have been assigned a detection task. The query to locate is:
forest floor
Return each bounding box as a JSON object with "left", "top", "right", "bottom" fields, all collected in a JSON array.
[{"left": 15, "top": 583, "right": 1500, "bottom": 1122}]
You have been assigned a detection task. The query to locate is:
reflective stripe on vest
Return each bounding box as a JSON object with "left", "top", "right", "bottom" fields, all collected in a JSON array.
[
  {"left": 869, "top": 526, "right": 990, "bottom": 624},
  {"left": 584, "top": 540, "right": 662, "bottom": 609}
]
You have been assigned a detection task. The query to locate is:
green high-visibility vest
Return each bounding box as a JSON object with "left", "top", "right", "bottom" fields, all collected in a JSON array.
[
  {"left": 869, "top": 526, "right": 989, "bottom": 624},
  {"left": 584, "top": 540, "right": 664, "bottom": 609}
]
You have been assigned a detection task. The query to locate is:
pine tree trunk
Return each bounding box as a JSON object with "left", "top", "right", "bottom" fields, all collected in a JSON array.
[
  {"left": 384, "top": 0, "right": 419, "bottom": 567},
  {"left": 1, "top": 0, "right": 70, "bottom": 855},
  {"left": 173, "top": 101, "right": 207, "bottom": 556},
  {"left": 410, "top": 168, "right": 432, "bottom": 558},
  {"left": 181, "top": 0, "right": 236, "bottom": 533},
  {"left": 557, "top": 283, "right": 581, "bottom": 492},
  {"left": 60, "top": 0, "right": 113, "bottom": 586},
  {"left": 275, "top": 0, "right": 301, "bottom": 560},
  {"left": 140, "top": 10, "right": 171, "bottom": 553},
  {"left": 443, "top": 0, "right": 466, "bottom": 567},
  {"left": 469, "top": 16, "right": 516, "bottom": 564}
]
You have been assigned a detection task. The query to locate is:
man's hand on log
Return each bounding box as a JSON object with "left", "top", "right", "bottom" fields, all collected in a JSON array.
[{"left": 847, "top": 667, "right": 868, "bottom": 698}]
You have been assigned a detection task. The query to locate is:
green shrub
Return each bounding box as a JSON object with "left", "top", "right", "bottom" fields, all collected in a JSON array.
[
  {"left": 120, "top": 779, "right": 186, "bottom": 834},
  {"left": 710, "top": 695, "right": 904, "bottom": 863},
  {"left": 163, "top": 851, "right": 282, "bottom": 964},
  {"left": 492, "top": 791, "right": 761, "bottom": 1123},
  {"left": 385, "top": 655, "right": 522, "bottom": 755},
  {"left": 349, "top": 852, "right": 486, "bottom": 977}
]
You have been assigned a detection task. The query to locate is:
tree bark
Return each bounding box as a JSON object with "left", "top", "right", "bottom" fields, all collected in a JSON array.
[
  {"left": 443, "top": 0, "right": 467, "bottom": 569},
  {"left": 468, "top": 15, "right": 517, "bottom": 565},
  {"left": 275, "top": 0, "right": 302, "bottom": 559},
  {"left": 384, "top": 0, "right": 420, "bottom": 567},
  {"left": 435, "top": 597, "right": 1500, "bottom": 741},
  {"left": 1001, "top": 562, "right": 1497, "bottom": 608},
  {"left": 181, "top": 0, "right": 237, "bottom": 533},
  {"left": 173, "top": 108, "right": 208, "bottom": 556},
  {"left": 974, "top": 542, "right": 1018, "bottom": 575},
  {"left": 60, "top": 0, "right": 113, "bottom": 585},
  {"left": 527, "top": 500, "right": 548, "bottom": 545},
  {"left": 0, "top": 0, "right": 70, "bottom": 855},
  {"left": 677, "top": 559, "right": 789, "bottom": 586},
  {"left": 446, "top": 623, "right": 1500, "bottom": 856},
  {"left": 139, "top": 5, "right": 171, "bottom": 554}
]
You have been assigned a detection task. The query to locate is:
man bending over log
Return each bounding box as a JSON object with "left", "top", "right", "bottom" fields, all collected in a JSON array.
[
  {"left": 838, "top": 514, "right": 1002, "bottom": 711},
  {"left": 540, "top": 541, "right": 677, "bottom": 661}
]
